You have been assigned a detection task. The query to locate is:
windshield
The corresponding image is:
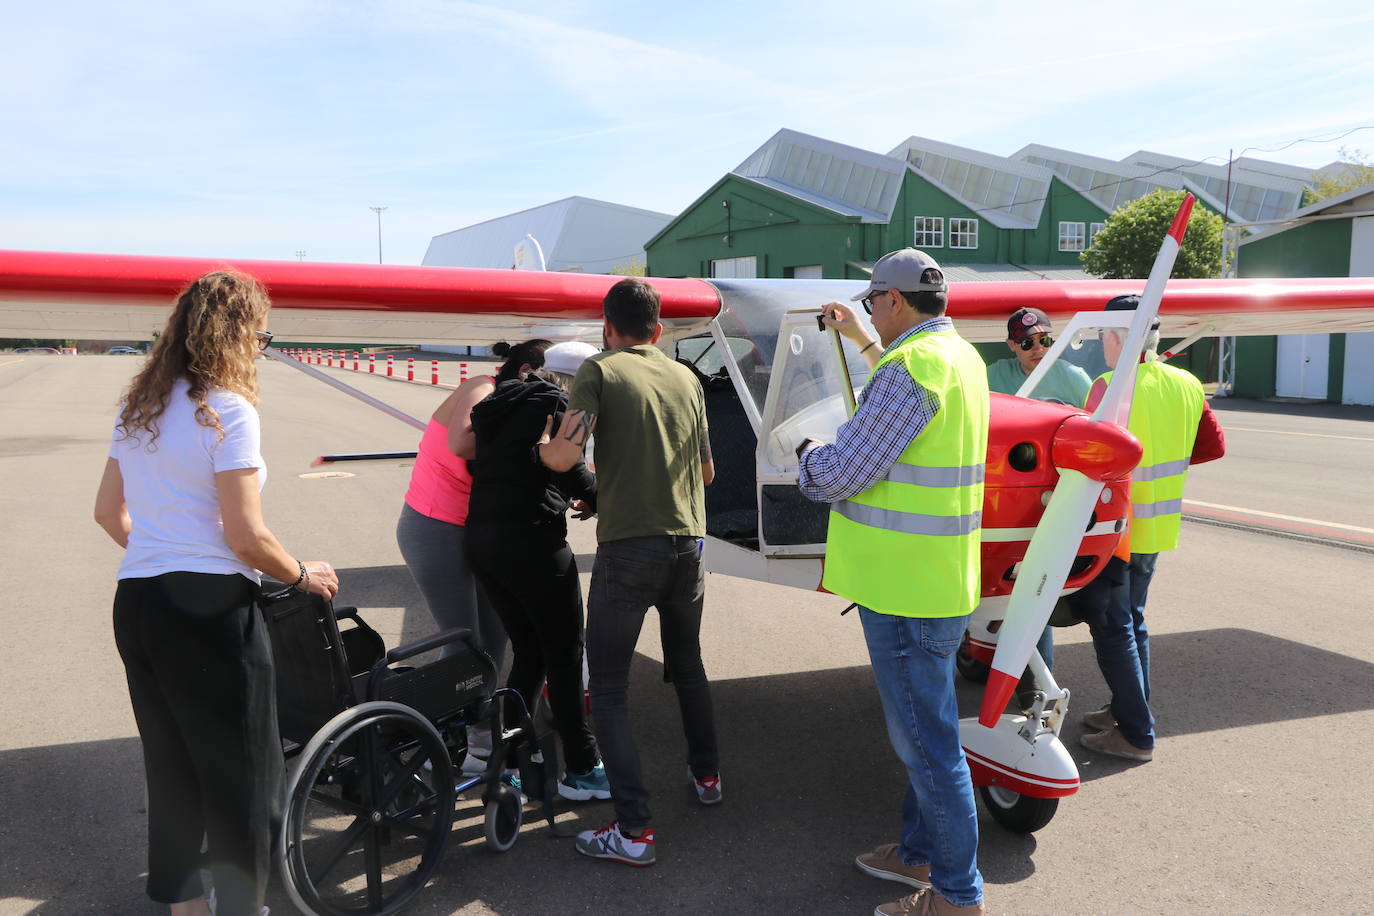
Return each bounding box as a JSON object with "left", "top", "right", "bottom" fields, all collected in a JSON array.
[{"left": 708, "top": 278, "right": 873, "bottom": 419}]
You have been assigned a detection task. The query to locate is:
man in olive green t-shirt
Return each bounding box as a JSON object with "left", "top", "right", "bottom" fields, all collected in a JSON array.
[{"left": 539, "top": 277, "right": 719, "bottom": 867}]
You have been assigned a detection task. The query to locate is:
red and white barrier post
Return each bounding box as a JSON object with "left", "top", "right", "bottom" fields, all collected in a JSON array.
[
  {"left": 458, "top": 362, "right": 468, "bottom": 383},
  {"left": 431, "top": 360, "right": 439, "bottom": 385},
  {"left": 368, "top": 353, "right": 375, "bottom": 374},
  {"left": 387, "top": 354, "right": 394, "bottom": 377},
  {"left": 407, "top": 357, "right": 414, "bottom": 382},
  {"left": 353, "top": 352, "right": 359, "bottom": 371}
]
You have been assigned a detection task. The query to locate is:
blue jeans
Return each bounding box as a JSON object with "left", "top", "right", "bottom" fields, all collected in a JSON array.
[
  {"left": 859, "top": 608, "right": 983, "bottom": 908},
  {"left": 1080, "top": 554, "right": 1157, "bottom": 749},
  {"left": 586, "top": 536, "right": 718, "bottom": 831}
]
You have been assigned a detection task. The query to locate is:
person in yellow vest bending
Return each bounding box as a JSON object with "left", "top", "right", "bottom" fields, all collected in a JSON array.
[
  {"left": 1077, "top": 294, "right": 1226, "bottom": 762},
  {"left": 797, "top": 248, "right": 988, "bottom": 916}
]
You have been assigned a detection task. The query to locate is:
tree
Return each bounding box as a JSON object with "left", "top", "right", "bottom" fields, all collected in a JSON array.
[
  {"left": 1081, "top": 188, "right": 1225, "bottom": 279},
  {"left": 1302, "top": 148, "right": 1374, "bottom": 206}
]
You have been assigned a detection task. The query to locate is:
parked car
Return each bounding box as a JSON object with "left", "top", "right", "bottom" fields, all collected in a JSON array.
[
  {"left": 15, "top": 347, "right": 61, "bottom": 355},
  {"left": 106, "top": 346, "right": 142, "bottom": 355}
]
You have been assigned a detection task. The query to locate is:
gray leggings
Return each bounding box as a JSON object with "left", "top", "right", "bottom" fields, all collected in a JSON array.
[{"left": 396, "top": 503, "right": 507, "bottom": 671}]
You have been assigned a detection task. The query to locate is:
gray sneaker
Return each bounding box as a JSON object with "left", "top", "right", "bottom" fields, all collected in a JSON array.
[
  {"left": 575, "top": 821, "right": 656, "bottom": 866},
  {"left": 855, "top": 843, "right": 932, "bottom": 889},
  {"left": 1082, "top": 703, "right": 1116, "bottom": 731},
  {"left": 692, "top": 770, "right": 722, "bottom": 806}
]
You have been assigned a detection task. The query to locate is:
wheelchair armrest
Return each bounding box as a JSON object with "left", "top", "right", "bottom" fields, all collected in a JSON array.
[
  {"left": 333, "top": 605, "right": 360, "bottom": 621},
  {"left": 385, "top": 627, "right": 476, "bottom": 664}
]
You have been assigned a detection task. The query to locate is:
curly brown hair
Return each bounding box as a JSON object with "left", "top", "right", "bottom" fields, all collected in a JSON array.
[{"left": 117, "top": 270, "right": 271, "bottom": 446}]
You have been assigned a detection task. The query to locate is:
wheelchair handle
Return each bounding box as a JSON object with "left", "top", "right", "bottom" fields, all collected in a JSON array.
[{"left": 384, "top": 627, "right": 477, "bottom": 664}]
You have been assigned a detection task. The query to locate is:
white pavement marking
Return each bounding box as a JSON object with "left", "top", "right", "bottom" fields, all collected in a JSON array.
[
  {"left": 1184, "top": 499, "right": 1374, "bottom": 535},
  {"left": 1223, "top": 425, "right": 1374, "bottom": 443}
]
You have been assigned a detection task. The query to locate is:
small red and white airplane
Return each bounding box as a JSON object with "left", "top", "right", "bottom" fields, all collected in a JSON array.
[{"left": 5, "top": 195, "right": 1374, "bottom": 833}]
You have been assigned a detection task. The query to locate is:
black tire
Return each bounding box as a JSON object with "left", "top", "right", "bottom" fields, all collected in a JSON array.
[
  {"left": 979, "top": 784, "right": 1059, "bottom": 833},
  {"left": 483, "top": 781, "right": 523, "bottom": 852},
  {"left": 956, "top": 633, "right": 990, "bottom": 683},
  {"left": 280, "top": 701, "right": 455, "bottom": 916}
]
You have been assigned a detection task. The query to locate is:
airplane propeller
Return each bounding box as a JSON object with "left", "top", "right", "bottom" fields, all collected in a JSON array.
[{"left": 978, "top": 193, "right": 1196, "bottom": 726}]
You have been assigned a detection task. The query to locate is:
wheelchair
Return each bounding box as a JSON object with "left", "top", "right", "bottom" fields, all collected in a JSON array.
[{"left": 261, "top": 587, "right": 553, "bottom": 915}]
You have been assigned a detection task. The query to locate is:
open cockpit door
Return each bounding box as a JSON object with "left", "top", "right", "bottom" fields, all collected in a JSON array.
[{"left": 754, "top": 308, "right": 871, "bottom": 557}]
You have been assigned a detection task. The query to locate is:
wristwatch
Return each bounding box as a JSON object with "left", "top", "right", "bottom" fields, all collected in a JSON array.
[{"left": 795, "top": 437, "right": 820, "bottom": 460}]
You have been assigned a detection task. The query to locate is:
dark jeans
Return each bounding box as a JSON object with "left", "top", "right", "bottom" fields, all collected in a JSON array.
[
  {"left": 467, "top": 527, "right": 598, "bottom": 774},
  {"left": 1078, "top": 554, "right": 1157, "bottom": 748},
  {"left": 113, "top": 572, "right": 283, "bottom": 916},
  {"left": 586, "top": 535, "right": 718, "bottom": 831}
]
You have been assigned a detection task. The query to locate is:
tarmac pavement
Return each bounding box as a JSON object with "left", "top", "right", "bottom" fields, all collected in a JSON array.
[{"left": 1, "top": 353, "right": 1371, "bottom": 915}]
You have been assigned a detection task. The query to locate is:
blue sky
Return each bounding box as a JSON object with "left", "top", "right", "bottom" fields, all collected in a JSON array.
[{"left": 4, "top": 1, "right": 1372, "bottom": 266}]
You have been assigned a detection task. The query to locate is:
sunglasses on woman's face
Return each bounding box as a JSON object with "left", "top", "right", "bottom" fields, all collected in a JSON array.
[
  {"left": 255, "top": 330, "right": 274, "bottom": 351},
  {"left": 1017, "top": 333, "right": 1053, "bottom": 351}
]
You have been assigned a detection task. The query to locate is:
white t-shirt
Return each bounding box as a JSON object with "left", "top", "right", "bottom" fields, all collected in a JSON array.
[{"left": 110, "top": 379, "right": 266, "bottom": 581}]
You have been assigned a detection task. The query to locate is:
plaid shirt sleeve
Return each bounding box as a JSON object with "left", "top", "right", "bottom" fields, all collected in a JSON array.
[{"left": 798, "top": 362, "right": 940, "bottom": 503}]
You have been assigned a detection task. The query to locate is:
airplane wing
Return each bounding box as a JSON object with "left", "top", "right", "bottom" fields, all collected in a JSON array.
[
  {"left": 4, "top": 249, "right": 1374, "bottom": 347},
  {"left": 0, "top": 250, "right": 722, "bottom": 345}
]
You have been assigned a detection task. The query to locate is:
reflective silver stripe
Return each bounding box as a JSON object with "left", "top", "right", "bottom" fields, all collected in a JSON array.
[
  {"left": 885, "top": 462, "right": 985, "bottom": 487},
  {"left": 1133, "top": 498, "right": 1183, "bottom": 519},
  {"left": 1133, "top": 458, "right": 1190, "bottom": 482},
  {"left": 835, "top": 500, "right": 982, "bottom": 536}
]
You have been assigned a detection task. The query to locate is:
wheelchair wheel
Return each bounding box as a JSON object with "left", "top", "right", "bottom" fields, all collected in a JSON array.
[
  {"left": 280, "top": 701, "right": 455, "bottom": 916},
  {"left": 483, "top": 781, "right": 523, "bottom": 852}
]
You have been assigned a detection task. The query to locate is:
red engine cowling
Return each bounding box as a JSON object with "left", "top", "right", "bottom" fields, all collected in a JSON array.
[{"left": 979, "top": 393, "right": 1139, "bottom": 599}]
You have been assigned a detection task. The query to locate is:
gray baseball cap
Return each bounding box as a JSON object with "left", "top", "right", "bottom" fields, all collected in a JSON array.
[{"left": 851, "top": 248, "right": 948, "bottom": 301}]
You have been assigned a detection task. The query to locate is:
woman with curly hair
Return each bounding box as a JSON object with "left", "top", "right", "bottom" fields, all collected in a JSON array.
[{"left": 94, "top": 270, "right": 338, "bottom": 916}]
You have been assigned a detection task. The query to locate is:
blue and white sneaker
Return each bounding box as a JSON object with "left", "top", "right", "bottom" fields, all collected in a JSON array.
[
  {"left": 558, "top": 762, "right": 611, "bottom": 801},
  {"left": 501, "top": 770, "right": 526, "bottom": 805},
  {"left": 692, "top": 771, "right": 722, "bottom": 806},
  {"left": 575, "top": 821, "right": 656, "bottom": 866}
]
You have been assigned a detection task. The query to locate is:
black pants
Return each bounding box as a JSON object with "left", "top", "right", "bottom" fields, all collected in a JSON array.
[
  {"left": 113, "top": 572, "right": 283, "bottom": 916},
  {"left": 467, "top": 527, "right": 599, "bottom": 774},
  {"left": 586, "top": 535, "right": 718, "bottom": 830}
]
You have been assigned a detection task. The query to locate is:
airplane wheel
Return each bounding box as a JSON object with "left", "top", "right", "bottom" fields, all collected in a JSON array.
[
  {"left": 979, "top": 784, "right": 1058, "bottom": 833},
  {"left": 483, "top": 781, "right": 523, "bottom": 852},
  {"left": 956, "top": 634, "right": 989, "bottom": 683}
]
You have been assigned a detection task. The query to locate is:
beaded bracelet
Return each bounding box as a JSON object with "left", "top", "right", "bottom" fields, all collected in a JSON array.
[{"left": 288, "top": 560, "right": 307, "bottom": 591}]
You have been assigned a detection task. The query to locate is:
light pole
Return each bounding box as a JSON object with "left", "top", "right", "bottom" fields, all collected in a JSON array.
[{"left": 369, "top": 206, "right": 387, "bottom": 264}]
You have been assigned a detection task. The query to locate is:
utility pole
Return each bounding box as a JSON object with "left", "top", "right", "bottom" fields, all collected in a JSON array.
[
  {"left": 369, "top": 206, "right": 387, "bottom": 264},
  {"left": 295, "top": 250, "right": 306, "bottom": 261}
]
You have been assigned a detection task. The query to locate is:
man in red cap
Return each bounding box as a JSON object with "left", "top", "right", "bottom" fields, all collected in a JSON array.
[{"left": 985, "top": 307, "right": 1090, "bottom": 407}]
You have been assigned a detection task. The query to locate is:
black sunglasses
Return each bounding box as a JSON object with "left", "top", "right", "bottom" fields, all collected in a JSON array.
[
  {"left": 255, "top": 330, "right": 274, "bottom": 351},
  {"left": 1017, "top": 333, "right": 1053, "bottom": 351},
  {"left": 861, "top": 290, "right": 889, "bottom": 315}
]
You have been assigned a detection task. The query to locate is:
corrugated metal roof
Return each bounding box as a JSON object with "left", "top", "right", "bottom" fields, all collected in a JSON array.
[
  {"left": 889, "top": 136, "right": 1051, "bottom": 230},
  {"left": 733, "top": 129, "right": 905, "bottom": 223}
]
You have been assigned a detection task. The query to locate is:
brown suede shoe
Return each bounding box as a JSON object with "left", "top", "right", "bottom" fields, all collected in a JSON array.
[
  {"left": 1080, "top": 726, "right": 1153, "bottom": 761},
  {"left": 875, "top": 886, "right": 986, "bottom": 915},
  {"left": 1082, "top": 703, "right": 1116, "bottom": 731},
  {"left": 855, "top": 843, "right": 931, "bottom": 888}
]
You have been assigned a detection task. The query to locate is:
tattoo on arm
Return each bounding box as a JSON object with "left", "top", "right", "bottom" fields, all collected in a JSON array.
[{"left": 562, "top": 410, "right": 595, "bottom": 447}]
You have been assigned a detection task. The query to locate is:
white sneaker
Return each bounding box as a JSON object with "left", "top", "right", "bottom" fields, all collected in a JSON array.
[{"left": 575, "top": 821, "right": 656, "bottom": 866}]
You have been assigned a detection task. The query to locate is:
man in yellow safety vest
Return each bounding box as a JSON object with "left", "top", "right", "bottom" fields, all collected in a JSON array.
[
  {"left": 1077, "top": 294, "right": 1226, "bottom": 762},
  {"left": 797, "top": 248, "right": 988, "bottom": 916}
]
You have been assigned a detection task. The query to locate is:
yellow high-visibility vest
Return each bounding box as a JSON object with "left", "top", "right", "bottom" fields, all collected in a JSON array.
[
  {"left": 1101, "top": 361, "right": 1205, "bottom": 553},
  {"left": 822, "top": 328, "right": 989, "bottom": 617}
]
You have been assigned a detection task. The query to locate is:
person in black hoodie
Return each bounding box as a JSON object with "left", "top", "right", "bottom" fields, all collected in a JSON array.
[{"left": 466, "top": 340, "right": 609, "bottom": 800}]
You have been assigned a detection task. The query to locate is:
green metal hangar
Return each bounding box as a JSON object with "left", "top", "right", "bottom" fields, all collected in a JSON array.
[
  {"left": 1234, "top": 182, "right": 1374, "bottom": 405},
  {"left": 645, "top": 129, "right": 1109, "bottom": 283}
]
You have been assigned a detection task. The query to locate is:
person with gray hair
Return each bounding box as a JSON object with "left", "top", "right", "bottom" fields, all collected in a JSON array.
[{"left": 1076, "top": 294, "right": 1225, "bottom": 762}]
